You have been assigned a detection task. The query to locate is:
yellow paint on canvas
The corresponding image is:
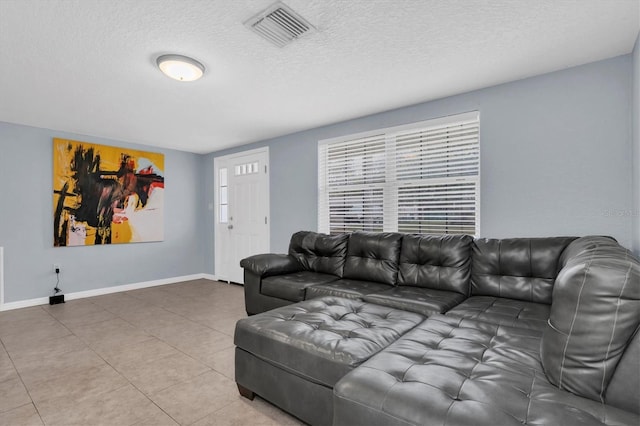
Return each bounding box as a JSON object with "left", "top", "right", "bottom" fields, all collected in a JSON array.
[
  {"left": 53, "top": 138, "right": 164, "bottom": 183},
  {"left": 111, "top": 221, "right": 132, "bottom": 244},
  {"left": 84, "top": 223, "right": 96, "bottom": 245}
]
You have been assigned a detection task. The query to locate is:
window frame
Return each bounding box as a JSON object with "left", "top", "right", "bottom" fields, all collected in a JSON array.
[{"left": 318, "top": 111, "right": 480, "bottom": 236}]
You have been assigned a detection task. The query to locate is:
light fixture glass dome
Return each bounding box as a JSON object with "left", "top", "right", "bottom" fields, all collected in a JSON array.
[{"left": 157, "top": 54, "right": 205, "bottom": 82}]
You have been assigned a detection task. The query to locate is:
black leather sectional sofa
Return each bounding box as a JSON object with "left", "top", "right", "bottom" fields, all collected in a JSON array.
[{"left": 235, "top": 231, "right": 640, "bottom": 425}]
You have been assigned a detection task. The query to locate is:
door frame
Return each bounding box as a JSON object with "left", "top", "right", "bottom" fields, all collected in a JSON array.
[{"left": 213, "top": 147, "right": 270, "bottom": 282}]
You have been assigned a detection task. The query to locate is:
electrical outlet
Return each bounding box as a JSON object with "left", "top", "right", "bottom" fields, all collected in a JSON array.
[{"left": 53, "top": 264, "right": 61, "bottom": 274}]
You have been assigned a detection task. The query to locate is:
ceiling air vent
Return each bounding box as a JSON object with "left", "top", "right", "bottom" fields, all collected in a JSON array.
[{"left": 244, "top": 1, "right": 315, "bottom": 48}]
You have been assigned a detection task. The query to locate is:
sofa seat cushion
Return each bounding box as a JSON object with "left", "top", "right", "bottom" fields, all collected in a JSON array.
[
  {"left": 234, "top": 297, "right": 424, "bottom": 388},
  {"left": 333, "top": 314, "right": 639, "bottom": 426},
  {"left": 445, "top": 296, "right": 549, "bottom": 332},
  {"left": 306, "top": 279, "right": 391, "bottom": 300},
  {"left": 261, "top": 271, "right": 338, "bottom": 302},
  {"left": 362, "top": 286, "right": 466, "bottom": 317}
]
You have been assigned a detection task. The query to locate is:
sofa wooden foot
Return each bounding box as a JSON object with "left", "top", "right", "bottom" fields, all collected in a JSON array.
[{"left": 237, "top": 384, "right": 255, "bottom": 400}]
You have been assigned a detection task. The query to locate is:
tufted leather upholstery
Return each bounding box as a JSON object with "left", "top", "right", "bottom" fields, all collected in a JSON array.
[
  {"left": 398, "top": 234, "right": 473, "bottom": 295},
  {"left": 261, "top": 271, "right": 339, "bottom": 302},
  {"left": 240, "top": 253, "right": 303, "bottom": 278},
  {"left": 343, "top": 232, "right": 403, "bottom": 286},
  {"left": 238, "top": 232, "right": 639, "bottom": 425},
  {"left": 363, "top": 286, "right": 466, "bottom": 317},
  {"left": 306, "top": 279, "right": 391, "bottom": 300},
  {"left": 289, "top": 231, "right": 349, "bottom": 277},
  {"left": 333, "top": 314, "right": 639, "bottom": 426},
  {"left": 445, "top": 296, "right": 550, "bottom": 332},
  {"left": 471, "top": 237, "right": 577, "bottom": 304},
  {"left": 243, "top": 271, "right": 295, "bottom": 315},
  {"left": 234, "top": 297, "right": 424, "bottom": 388},
  {"left": 606, "top": 329, "right": 640, "bottom": 414},
  {"left": 541, "top": 236, "right": 640, "bottom": 410}
]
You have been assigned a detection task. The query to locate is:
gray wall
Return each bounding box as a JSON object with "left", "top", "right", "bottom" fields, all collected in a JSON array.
[
  {"left": 633, "top": 32, "right": 640, "bottom": 255},
  {"left": 0, "top": 53, "right": 634, "bottom": 302},
  {"left": 0, "top": 122, "right": 206, "bottom": 303},
  {"left": 204, "top": 54, "right": 634, "bottom": 274}
]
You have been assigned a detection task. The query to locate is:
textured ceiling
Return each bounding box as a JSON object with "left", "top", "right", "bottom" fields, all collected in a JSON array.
[{"left": 0, "top": 0, "right": 638, "bottom": 154}]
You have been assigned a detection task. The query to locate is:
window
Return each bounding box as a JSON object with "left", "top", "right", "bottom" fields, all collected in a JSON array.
[
  {"left": 318, "top": 111, "right": 479, "bottom": 236},
  {"left": 234, "top": 161, "right": 259, "bottom": 176},
  {"left": 219, "top": 168, "right": 228, "bottom": 223}
]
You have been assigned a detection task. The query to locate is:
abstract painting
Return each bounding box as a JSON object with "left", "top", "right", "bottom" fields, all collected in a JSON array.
[{"left": 53, "top": 138, "right": 165, "bottom": 246}]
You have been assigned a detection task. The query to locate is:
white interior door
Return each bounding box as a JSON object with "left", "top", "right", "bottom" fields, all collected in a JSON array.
[{"left": 214, "top": 148, "right": 269, "bottom": 284}]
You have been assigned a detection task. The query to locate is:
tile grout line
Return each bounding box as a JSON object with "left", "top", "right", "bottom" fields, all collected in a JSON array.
[
  {"left": 0, "top": 337, "right": 46, "bottom": 425},
  {"left": 119, "top": 284, "right": 241, "bottom": 339},
  {"left": 36, "top": 296, "right": 184, "bottom": 425},
  {"left": 34, "top": 302, "right": 131, "bottom": 425},
  {"left": 107, "top": 283, "right": 244, "bottom": 424},
  {"left": 76, "top": 284, "right": 238, "bottom": 424},
  {"left": 0, "top": 280, "right": 262, "bottom": 426}
]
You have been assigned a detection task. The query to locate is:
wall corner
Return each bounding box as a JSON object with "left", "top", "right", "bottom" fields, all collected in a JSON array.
[{"left": 632, "top": 31, "right": 640, "bottom": 255}]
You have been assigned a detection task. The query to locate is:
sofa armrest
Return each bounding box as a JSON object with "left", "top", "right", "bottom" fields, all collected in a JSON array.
[{"left": 240, "top": 254, "right": 303, "bottom": 278}]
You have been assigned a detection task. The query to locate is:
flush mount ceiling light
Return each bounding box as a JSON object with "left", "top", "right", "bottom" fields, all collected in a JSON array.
[{"left": 156, "top": 54, "right": 205, "bottom": 82}]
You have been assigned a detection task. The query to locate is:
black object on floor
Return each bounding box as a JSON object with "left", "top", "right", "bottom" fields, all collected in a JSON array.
[{"left": 49, "top": 294, "right": 65, "bottom": 305}]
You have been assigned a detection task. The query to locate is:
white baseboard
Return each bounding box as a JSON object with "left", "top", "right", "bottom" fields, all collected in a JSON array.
[
  {"left": 1, "top": 297, "right": 50, "bottom": 311},
  {"left": 0, "top": 273, "right": 220, "bottom": 312},
  {"left": 201, "top": 273, "right": 218, "bottom": 281}
]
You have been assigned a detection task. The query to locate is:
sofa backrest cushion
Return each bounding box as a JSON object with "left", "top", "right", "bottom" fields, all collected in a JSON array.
[
  {"left": 398, "top": 234, "right": 473, "bottom": 295},
  {"left": 343, "top": 232, "right": 403, "bottom": 286},
  {"left": 540, "top": 236, "right": 640, "bottom": 406},
  {"left": 471, "top": 237, "right": 577, "bottom": 304},
  {"left": 288, "top": 231, "right": 349, "bottom": 277}
]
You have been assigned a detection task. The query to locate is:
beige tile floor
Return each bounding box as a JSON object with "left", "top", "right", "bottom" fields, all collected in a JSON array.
[{"left": 0, "top": 279, "right": 303, "bottom": 426}]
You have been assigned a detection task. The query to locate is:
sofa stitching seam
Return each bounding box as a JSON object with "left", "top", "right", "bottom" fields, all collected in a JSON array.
[
  {"left": 599, "top": 258, "right": 633, "bottom": 403},
  {"left": 558, "top": 250, "right": 595, "bottom": 387}
]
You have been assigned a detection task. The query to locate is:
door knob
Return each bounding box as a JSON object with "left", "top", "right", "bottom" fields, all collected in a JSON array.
[{"left": 227, "top": 224, "right": 234, "bottom": 230}]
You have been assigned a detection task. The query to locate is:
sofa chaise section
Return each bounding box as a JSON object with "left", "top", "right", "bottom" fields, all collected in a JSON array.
[
  {"left": 333, "top": 236, "right": 640, "bottom": 426},
  {"left": 333, "top": 314, "right": 638, "bottom": 426},
  {"left": 234, "top": 297, "right": 425, "bottom": 425}
]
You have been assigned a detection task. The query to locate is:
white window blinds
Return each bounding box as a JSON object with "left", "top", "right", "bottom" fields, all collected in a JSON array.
[
  {"left": 318, "top": 111, "right": 479, "bottom": 236},
  {"left": 318, "top": 134, "right": 386, "bottom": 233}
]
